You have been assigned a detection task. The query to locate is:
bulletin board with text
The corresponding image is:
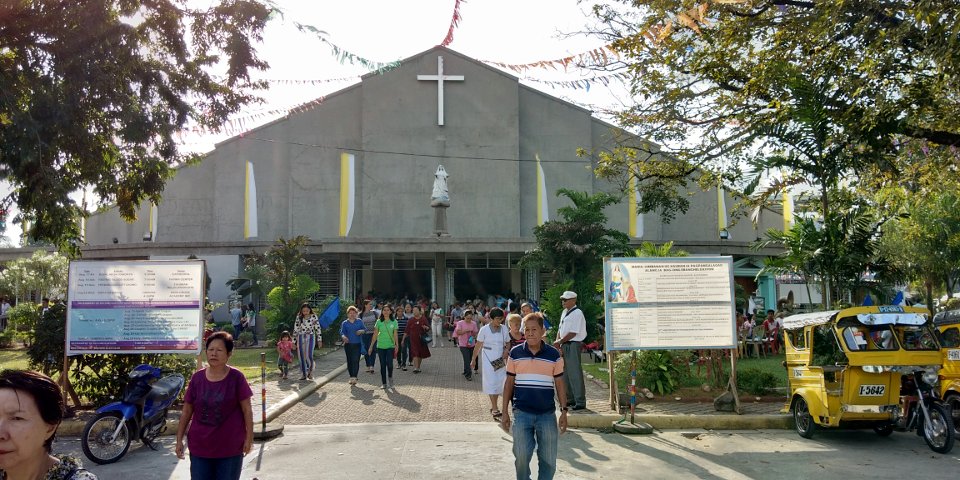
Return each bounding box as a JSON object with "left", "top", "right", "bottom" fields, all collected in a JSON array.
[
  {"left": 603, "top": 256, "right": 736, "bottom": 351},
  {"left": 66, "top": 260, "right": 205, "bottom": 355}
]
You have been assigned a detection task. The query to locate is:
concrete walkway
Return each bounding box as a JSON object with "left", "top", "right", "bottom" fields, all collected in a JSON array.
[{"left": 259, "top": 344, "right": 783, "bottom": 425}]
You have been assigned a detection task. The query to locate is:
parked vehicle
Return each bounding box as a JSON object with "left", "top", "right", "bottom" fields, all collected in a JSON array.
[
  {"left": 81, "top": 364, "right": 185, "bottom": 464},
  {"left": 783, "top": 306, "right": 954, "bottom": 453},
  {"left": 932, "top": 308, "right": 960, "bottom": 433}
]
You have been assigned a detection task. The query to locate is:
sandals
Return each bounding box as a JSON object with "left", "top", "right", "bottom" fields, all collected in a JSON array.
[{"left": 491, "top": 409, "right": 502, "bottom": 420}]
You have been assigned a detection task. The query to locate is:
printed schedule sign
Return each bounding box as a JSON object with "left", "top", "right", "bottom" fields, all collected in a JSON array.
[
  {"left": 603, "top": 256, "right": 736, "bottom": 350},
  {"left": 66, "top": 260, "right": 205, "bottom": 355}
]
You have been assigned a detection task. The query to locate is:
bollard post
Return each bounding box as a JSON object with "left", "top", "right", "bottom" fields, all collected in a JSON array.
[
  {"left": 629, "top": 351, "right": 637, "bottom": 424},
  {"left": 260, "top": 352, "right": 266, "bottom": 433}
]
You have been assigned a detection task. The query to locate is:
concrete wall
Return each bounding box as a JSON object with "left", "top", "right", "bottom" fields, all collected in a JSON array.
[{"left": 83, "top": 46, "right": 784, "bottom": 250}]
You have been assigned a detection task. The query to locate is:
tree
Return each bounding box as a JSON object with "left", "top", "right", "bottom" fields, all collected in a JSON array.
[
  {"left": 588, "top": 1, "right": 960, "bottom": 221},
  {"left": 0, "top": 0, "right": 273, "bottom": 251},
  {"left": 0, "top": 250, "right": 69, "bottom": 301},
  {"left": 248, "top": 235, "right": 325, "bottom": 340},
  {"left": 875, "top": 170, "right": 960, "bottom": 313},
  {"left": 521, "top": 189, "right": 631, "bottom": 341}
]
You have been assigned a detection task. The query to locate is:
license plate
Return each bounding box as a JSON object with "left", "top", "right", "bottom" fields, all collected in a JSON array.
[
  {"left": 949, "top": 349, "right": 960, "bottom": 361},
  {"left": 859, "top": 384, "right": 885, "bottom": 396}
]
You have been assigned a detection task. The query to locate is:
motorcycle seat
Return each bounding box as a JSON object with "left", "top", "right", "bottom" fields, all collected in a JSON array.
[{"left": 148, "top": 375, "right": 185, "bottom": 403}]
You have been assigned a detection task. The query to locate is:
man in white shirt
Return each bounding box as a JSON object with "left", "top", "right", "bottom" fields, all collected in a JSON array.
[
  {"left": 0, "top": 297, "right": 10, "bottom": 331},
  {"left": 553, "top": 291, "right": 587, "bottom": 410}
]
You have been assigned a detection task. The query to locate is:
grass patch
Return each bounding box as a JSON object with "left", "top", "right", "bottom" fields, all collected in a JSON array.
[
  {"left": 0, "top": 349, "right": 30, "bottom": 370},
  {"left": 229, "top": 346, "right": 334, "bottom": 382}
]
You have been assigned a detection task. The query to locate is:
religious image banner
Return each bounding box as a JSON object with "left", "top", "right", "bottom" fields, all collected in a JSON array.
[
  {"left": 339, "top": 152, "right": 355, "bottom": 236},
  {"left": 244, "top": 161, "right": 258, "bottom": 239},
  {"left": 66, "top": 260, "right": 205, "bottom": 355},
  {"left": 603, "top": 256, "right": 736, "bottom": 351},
  {"left": 536, "top": 154, "right": 549, "bottom": 225}
]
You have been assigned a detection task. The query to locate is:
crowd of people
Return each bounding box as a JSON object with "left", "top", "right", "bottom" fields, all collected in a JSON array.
[{"left": 737, "top": 308, "right": 786, "bottom": 355}]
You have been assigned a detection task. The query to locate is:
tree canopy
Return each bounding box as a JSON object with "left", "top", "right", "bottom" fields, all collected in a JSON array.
[
  {"left": 589, "top": 0, "right": 960, "bottom": 219},
  {"left": 0, "top": 0, "right": 272, "bottom": 251}
]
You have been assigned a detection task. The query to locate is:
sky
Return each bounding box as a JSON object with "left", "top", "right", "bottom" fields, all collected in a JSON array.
[{"left": 3, "top": 0, "right": 633, "bottom": 245}]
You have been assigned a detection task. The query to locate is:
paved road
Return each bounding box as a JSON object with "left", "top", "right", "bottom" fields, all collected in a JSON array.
[{"left": 59, "top": 426, "right": 960, "bottom": 479}]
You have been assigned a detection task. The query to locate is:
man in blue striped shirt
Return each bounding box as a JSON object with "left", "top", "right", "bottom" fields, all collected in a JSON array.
[{"left": 501, "top": 313, "right": 568, "bottom": 480}]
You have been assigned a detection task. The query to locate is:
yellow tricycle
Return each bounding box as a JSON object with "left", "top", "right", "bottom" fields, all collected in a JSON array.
[
  {"left": 932, "top": 308, "right": 960, "bottom": 433},
  {"left": 783, "top": 306, "right": 954, "bottom": 453}
]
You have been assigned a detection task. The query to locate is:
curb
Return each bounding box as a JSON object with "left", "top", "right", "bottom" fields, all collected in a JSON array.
[
  {"left": 265, "top": 363, "right": 347, "bottom": 422},
  {"left": 567, "top": 413, "right": 794, "bottom": 430}
]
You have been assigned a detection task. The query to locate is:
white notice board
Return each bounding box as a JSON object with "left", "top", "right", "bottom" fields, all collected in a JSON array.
[
  {"left": 66, "top": 260, "right": 205, "bottom": 355},
  {"left": 603, "top": 256, "right": 736, "bottom": 350}
]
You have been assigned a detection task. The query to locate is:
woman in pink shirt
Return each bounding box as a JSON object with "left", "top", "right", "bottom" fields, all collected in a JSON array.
[{"left": 454, "top": 310, "right": 479, "bottom": 380}]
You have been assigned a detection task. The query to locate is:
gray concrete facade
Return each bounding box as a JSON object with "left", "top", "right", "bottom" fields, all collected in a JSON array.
[{"left": 75, "top": 46, "right": 783, "bottom": 308}]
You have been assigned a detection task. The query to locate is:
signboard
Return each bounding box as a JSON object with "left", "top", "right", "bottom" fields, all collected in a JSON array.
[
  {"left": 66, "top": 260, "right": 205, "bottom": 355},
  {"left": 603, "top": 256, "right": 736, "bottom": 351}
]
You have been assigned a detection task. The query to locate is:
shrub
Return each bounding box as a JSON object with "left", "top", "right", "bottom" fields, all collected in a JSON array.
[
  {"left": 0, "top": 329, "right": 15, "bottom": 348},
  {"left": 71, "top": 354, "right": 196, "bottom": 406},
  {"left": 737, "top": 368, "right": 779, "bottom": 395},
  {"left": 8, "top": 303, "right": 40, "bottom": 345},
  {"left": 238, "top": 331, "right": 254, "bottom": 347},
  {"left": 221, "top": 324, "right": 236, "bottom": 337},
  {"left": 615, "top": 350, "right": 688, "bottom": 396},
  {"left": 27, "top": 303, "right": 66, "bottom": 375}
]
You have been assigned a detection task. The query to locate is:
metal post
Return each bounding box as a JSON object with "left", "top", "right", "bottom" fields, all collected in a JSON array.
[
  {"left": 630, "top": 351, "right": 637, "bottom": 424},
  {"left": 260, "top": 352, "right": 266, "bottom": 432}
]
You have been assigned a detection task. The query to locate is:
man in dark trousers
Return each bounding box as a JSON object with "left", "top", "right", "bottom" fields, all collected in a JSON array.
[
  {"left": 553, "top": 291, "right": 586, "bottom": 410},
  {"left": 501, "top": 313, "right": 567, "bottom": 480}
]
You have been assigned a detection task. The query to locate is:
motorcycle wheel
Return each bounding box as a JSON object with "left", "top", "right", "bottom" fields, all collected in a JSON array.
[
  {"left": 921, "top": 402, "right": 955, "bottom": 454},
  {"left": 873, "top": 423, "right": 894, "bottom": 437},
  {"left": 81, "top": 412, "right": 132, "bottom": 465},
  {"left": 945, "top": 393, "right": 960, "bottom": 436},
  {"left": 793, "top": 397, "right": 817, "bottom": 439}
]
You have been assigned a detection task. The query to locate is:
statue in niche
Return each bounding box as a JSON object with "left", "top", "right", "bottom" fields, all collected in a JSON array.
[{"left": 431, "top": 164, "right": 450, "bottom": 207}]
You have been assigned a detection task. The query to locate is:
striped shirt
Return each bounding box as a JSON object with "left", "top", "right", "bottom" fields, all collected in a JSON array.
[{"left": 506, "top": 342, "right": 564, "bottom": 414}]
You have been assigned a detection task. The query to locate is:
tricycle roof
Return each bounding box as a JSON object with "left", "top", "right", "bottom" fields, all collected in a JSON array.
[{"left": 782, "top": 306, "right": 929, "bottom": 330}]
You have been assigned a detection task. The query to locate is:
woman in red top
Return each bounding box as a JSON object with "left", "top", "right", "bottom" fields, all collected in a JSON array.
[{"left": 403, "top": 305, "right": 432, "bottom": 373}]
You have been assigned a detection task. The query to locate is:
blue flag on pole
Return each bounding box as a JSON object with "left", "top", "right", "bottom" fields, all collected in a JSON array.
[
  {"left": 862, "top": 294, "right": 873, "bottom": 306},
  {"left": 318, "top": 297, "right": 340, "bottom": 329},
  {"left": 892, "top": 291, "right": 905, "bottom": 306}
]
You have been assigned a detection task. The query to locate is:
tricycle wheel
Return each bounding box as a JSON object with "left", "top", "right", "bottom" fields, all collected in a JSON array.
[
  {"left": 793, "top": 396, "right": 817, "bottom": 439},
  {"left": 945, "top": 393, "right": 960, "bottom": 436},
  {"left": 922, "top": 402, "right": 955, "bottom": 454},
  {"left": 873, "top": 423, "right": 894, "bottom": 437},
  {"left": 81, "top": 412, "right": 131, "bottom": 465}
]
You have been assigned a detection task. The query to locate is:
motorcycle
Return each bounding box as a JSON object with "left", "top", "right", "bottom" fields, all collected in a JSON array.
[
  {"left": 81, "top": 364, "right": 185, "bottom": 464},
  {"left": 881, "top": 369, "right": 955, "bottom": 454}
]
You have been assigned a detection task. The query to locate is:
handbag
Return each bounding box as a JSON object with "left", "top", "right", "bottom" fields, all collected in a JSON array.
[
  {"left": 422, "top": 333, "right": 433, "bottom": 345},
  {"left": 485, "top": 349, "right": 506, "bottom": 371}
]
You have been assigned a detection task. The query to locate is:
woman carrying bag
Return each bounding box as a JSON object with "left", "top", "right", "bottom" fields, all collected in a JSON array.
[{"left": 471, "top": 307, "right": 510, "bottom": 420}]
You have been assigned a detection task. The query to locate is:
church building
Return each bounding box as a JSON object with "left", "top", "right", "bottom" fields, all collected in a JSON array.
[{"left": 78, "top": 46, "right": 783, "bottom": 319}]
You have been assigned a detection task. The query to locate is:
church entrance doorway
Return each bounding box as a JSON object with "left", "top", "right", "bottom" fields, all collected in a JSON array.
[
  {"left": 452, "top": 269, "right": 511, "bottom": 303},
  {"left": 370, "top": 269, "right": 432, "bottom": 300}
]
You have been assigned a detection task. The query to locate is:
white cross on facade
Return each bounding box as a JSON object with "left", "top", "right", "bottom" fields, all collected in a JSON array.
[{"left": 417, "top": 55, "right": 464, "bottom": 126}]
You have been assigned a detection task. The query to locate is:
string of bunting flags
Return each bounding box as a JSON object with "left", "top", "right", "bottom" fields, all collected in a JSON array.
[
  {"left": 260, "top": 76, "right": 359, "bottom": 85},
  {"left": 175, "top": 0, "right": 717, "bottom": 142},
  {"left": 521, "top": 71, "right": 631, "bottom": 91},
  {"left": 440, "top": 0, "right": 465, "bottom": 47},
  {"left": 292, "top": 22, "right": 401, "bottom": 73}
]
